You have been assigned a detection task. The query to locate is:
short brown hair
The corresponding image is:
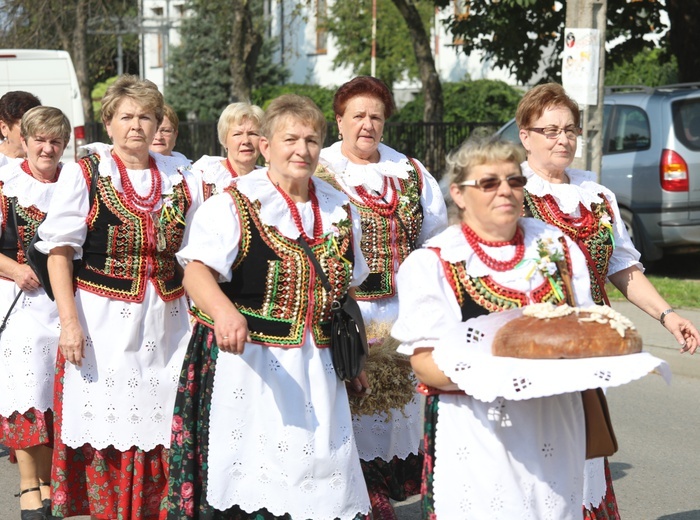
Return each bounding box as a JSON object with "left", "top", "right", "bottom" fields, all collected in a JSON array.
[
  {"left": 21, "top": 106, "right": 71, "bottom": 145},
  {"left": 101, "top": 74, "right": 164, "bottom": 126},
  {"left": 161, "top": 104, "right": 179, "bottom": 131},
  {"left": 261, "top": 94, "right": 326, "bottom": 143},
  {"left": 332, "top": 76, "right": 396, "bottom": 119},
  {"left": 515, "top": 83, "right": 580, "bottom": 130},
  {"left": 0, "top": 91, "right": 41, "bottom": 137}
]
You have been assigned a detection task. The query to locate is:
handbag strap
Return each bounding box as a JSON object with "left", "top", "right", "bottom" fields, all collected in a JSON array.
[
  {"left": 1, "top": 200, "right": 28, "bottom": 333},
  {"left": 297, "top": 237, "right": 333, "bottom": 295}
]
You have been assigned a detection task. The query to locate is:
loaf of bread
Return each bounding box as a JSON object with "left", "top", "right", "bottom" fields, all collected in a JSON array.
[{"left": 492, "top": 303, "right": 643, "bottom": 359}]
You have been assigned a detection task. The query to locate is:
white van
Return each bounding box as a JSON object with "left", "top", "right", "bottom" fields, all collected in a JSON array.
[{"left": 0, "top": 49, "right": 87, "bottom": 163}]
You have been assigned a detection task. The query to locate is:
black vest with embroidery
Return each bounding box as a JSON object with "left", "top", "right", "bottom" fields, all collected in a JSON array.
[
  {"left": 320, "top": 158, "right": 423, "bottom": 300},
  {"left": 524, "top": 190, "right": 614, "bottom": 305},
  {"left": 433, "top": 237, "right": 574, "bottom": 322},
  {"left": 0, "top": 188, "right": 45, "bottom": 275},
  {"left": 75, "top": 154, "right": 192, "bottom": 302},
  {"left": 217, "top": 185, "right": 355, "bottom": 348}
]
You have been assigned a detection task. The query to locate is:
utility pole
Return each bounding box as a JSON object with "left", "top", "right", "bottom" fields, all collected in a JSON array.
[{"left": 564, "top": 0, "right": 607, "bottom": 181}]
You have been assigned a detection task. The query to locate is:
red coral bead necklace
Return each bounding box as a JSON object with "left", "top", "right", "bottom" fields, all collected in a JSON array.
[
  {"left": 21, "top": 159, "right": 61, "bottom": 183},
  {"left": 225, "top": 158, "right": 239, "bottom": 178},
  {"left": 273, "top": 177, "right": 323, "bottom": 243},
  {"left": 113, "top": 153, "right": 162, "bottom": 211},
  {"left": 355, "top": 177, "right": 398, "bottom": 217},
  {"left": 461, "top": 222, "right": 525, "bottom": 271}
]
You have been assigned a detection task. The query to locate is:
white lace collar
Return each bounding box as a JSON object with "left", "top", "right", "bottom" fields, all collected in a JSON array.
[
  {"left": 319, "top": 141, "right": 412, "bottom": 191},
  {"left": 192, "top": 155, "right": 225, "bottom": 181},
  {"left": 522, "top": 162, "right": 608, "bottom": 214},
  {"left": 0, "top": 160, "right": 59, "bottom": 212},
  {"left": 81, "top": 142, "right": 185, "bottom": 195},
  {"left": 423, "top": 218, "right": 565, "bottom": 280},
  {"left": 235, "top": 168, "right": 350, "bottom": 239}
]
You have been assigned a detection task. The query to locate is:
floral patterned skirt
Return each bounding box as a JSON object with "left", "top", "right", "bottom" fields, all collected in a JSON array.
[
  {"left": 419, "top": 395, "right": 439, "bottom": 520},
  {"left": 583, "top": 459, "right": 620, "bottom": 520},
  {"left": 0, "top": 407, "right": 53, "bottom": 450},
  {"left": 51, "top": 352, "right": 169, "bottom": 520}
]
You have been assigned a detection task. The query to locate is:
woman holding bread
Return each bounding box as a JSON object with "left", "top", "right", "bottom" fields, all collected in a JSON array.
[
  {"left": 391, "top": 136, "right": 598, "bottom": 518},
  {"left": 517, "top": 82, "right": 699, "bottom": 518}
]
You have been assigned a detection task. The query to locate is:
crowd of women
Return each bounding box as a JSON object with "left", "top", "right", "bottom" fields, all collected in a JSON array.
[{"left": 0, "top": 74, "right": 697, "bottom": 520}]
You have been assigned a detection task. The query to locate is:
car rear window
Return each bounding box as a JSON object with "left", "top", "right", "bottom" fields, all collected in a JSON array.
[
  {"left": 673, "top": 98, "right": 700, "bottom": 151},
  {"left": 607, "top": 105, "right": 650, "bottom": 153}
]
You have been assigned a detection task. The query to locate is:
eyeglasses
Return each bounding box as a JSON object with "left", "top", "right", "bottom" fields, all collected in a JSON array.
[
  {"left": 459, "top": 175, "right": 528, "bottom": 192},
  {"left": 527, "top": 126, "right": 582, "bottom": 140},
  {"left": 156, "top": 127, "right": 175, "bottom": 136}
]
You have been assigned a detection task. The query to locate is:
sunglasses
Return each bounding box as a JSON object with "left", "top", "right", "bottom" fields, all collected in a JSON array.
[{"left": 459, "top": 174, "right": 528, "bottom": 192}]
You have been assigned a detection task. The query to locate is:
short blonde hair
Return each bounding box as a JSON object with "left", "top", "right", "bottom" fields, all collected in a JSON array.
[
  {"left": 21, "top": 106, "right": 71, "bottom": 145},
  {"left": 261, "top": 94, "right": 326, "bottom": 143},
  {"left": 446, "top": 136, "right": 525, "bottom": 186},
  {"left": 217, "top": 102, "right": 264, "bottom": 148},
  {"left": 101, "top": 74, "right": 164, "bottom": 126}
]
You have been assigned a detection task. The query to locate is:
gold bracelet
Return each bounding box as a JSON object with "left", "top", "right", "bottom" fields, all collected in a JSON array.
[{"left": 659, "top": 308, "right": 675, "bottom": 325}]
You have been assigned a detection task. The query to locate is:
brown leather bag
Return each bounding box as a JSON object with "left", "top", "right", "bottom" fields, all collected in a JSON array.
[{"left": 581, "top": 387, "right": 618, "bottom": 459}]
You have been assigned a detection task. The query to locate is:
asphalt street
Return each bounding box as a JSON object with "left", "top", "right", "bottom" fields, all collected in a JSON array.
[{"left": 1, "top": 300, "right": 698, "bottom": 519}]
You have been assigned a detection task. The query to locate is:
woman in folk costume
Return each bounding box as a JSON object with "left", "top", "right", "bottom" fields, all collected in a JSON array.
[
  {"left": 34, "top": 74, "right": 201, "bottom": 519},
  {"left": 517, "top": 83, "right": 699, "bottom": 518},
  {"left": 318, "top": 75, "right": 447, "bottom": 520},
  {"left": 0, "top": 107, "right": 70, "bottom": 520},
  {"left": 191, "top": 102, "right": 264, "bottom": 200},
  {"left": 392, "top": 136, "right": 599, "bottom": 518},
  {"left": 166, "top": 94, "right": 371, "bottom": 519},
  {"left": 0, "top": 91, "right": 41, "bottom": 168}
]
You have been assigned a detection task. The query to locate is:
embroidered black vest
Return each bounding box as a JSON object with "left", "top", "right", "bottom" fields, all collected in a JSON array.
[
  {"left": 524, "top": 190, "right": 614, "bottom": 305},
  {"left": 75, "top": 154, "right": 192, "bottom": 302},
  {"left": 0, "top": 187, "right": 45, "bottom": 276},
  {"left": 215, "top": 185, "right": 355, "bottom": 348},
  {"left": 432, "top": 237, "right": 574, "bottom": 322},
  {"left": 320, "top": 158, "right": 423, "bottom": 300}
]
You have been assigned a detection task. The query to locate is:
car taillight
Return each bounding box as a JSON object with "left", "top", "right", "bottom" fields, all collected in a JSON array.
[
  {"left": 660, "top": 149, "right": 689, "bottom": 192},
  {"left": 74, "top": 126, "right": 87, "bottom": 160}
]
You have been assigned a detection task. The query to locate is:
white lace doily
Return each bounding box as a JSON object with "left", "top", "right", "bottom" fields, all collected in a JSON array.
[{"left": 432, "top": 309, "right": 671, "bottom": 402}]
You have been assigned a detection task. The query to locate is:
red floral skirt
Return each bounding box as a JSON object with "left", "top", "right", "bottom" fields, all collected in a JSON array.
[
  {"left": 583, "top": 458, "right": 620, "bottom": 520},
  {"left": 0, "top": 407, "right": 53, "bottom": 450},
  {"left": 51, "top": 352, "right": 169, "bottom": 520}
]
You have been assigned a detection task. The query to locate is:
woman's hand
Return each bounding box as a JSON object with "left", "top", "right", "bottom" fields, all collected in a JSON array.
[
  {"left": 59, "top": 318, "right": 85, "bottom": 367},
  {"left": 214, "top": 306, "right": 251, "bottom": 355},
  {"left": 664, "top": 312, "right": 700, "bottom": 355},
  {"left": 12, "top": 263, "right": 40, "bottom": 292},
  {"left": 346, "top": 370, "right": 370, "bottom": 396}
]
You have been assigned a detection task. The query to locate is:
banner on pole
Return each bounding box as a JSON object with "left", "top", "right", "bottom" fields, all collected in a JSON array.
[{"left": 562, "top": 28, "right": 600, "bottom": 106}]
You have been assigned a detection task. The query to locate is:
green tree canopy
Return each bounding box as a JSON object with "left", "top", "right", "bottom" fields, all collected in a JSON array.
[
  {"left": 605, "top": 48, "right": 678, "bottom": 88},
  {"left": 325, "top": 0, "right": 435, "bottom": 90},
  {"left": 435, "top": 0, "right": 664, "bottom": 85},
  {"left": 397, "top": 80, "right": 522, "bottom": 123}
]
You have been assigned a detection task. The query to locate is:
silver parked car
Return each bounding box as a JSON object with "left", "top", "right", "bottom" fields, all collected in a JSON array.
[{"left": 498, "top": 83, "right": 700, "bottom": 261}]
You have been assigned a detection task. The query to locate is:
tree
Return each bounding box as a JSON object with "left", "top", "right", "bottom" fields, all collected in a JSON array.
[
  {"left": 229, "top": 0, "right": 263, "bottom": 102},
  {"left": 666, "top": 0, "right": 700, "bottom": 83},
  {"left": 605, "top": 48, "right": 677, "bottom": 87},
  {"left": 0, "top": 0, "right": 140, "bottom": 122},
  {"left": 435, "top": 0, "right": 665, "bottom": 85}
]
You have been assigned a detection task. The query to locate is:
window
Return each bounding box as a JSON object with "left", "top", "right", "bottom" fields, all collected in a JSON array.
[
  {"left": 608, "top": 106, "right": 650, "bottom": 153},
  {"left": 316, "top": 0, "right": 328, "bottom": 55},
  {"left": 673, "top": 99, "right": 700, "bottom": 151}
]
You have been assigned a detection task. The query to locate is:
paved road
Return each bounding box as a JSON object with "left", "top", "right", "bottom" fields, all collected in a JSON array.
[{"left": 1, "top": 301, "right": 698, "bottom": 519}]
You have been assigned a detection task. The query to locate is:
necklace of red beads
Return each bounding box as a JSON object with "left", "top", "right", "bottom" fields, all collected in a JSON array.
[
  {"left": 355, "top": 177, "right": 398, "bottom": 217},
  {"left": 273, "top": 177, "right": 323, "bottom": 243},
  {"left": 225, "top": 158, "right": 239, "bottom": 178},
  {"left": 21, "top": 160, "right": 61, "bottom": 183},
  {"left": 113, "top": 153, "right": 162, "bottom": 211},
  {"left": 461, "top": 222, "right": 525, "bottom": 271}
]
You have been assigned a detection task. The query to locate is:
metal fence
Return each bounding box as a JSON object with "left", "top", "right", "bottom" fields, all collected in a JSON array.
[{"left": 86, "top": 120, "right": 503, "bottom": 179}]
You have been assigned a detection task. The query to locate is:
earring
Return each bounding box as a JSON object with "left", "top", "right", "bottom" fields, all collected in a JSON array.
[
  {"left": 338, "top": 133, "right": 342, "bottom": 140},
  {"left": 380, "top": 136, "right": 384, "bottom": 142}
]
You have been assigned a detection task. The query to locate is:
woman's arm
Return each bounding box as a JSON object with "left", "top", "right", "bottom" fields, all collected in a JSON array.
[
  {"left": 183, "top": 260, "right": 250, "bottom": 354},
  {"left": 410, "top": 347, "right": 459, "bottom": 390},
  {"left": 609, "top": 265, "right": 699, "bottom": 354},
  {"left": 48, "top": 246, "right": 85, "bottom": 366},
  {"left": 0, "top": 254, "right": 39, "bottom": 292}
]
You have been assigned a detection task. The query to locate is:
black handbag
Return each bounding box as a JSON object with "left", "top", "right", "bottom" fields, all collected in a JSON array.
[{"left": 298, "top": 238, "right": 368, "bottom": 381}]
